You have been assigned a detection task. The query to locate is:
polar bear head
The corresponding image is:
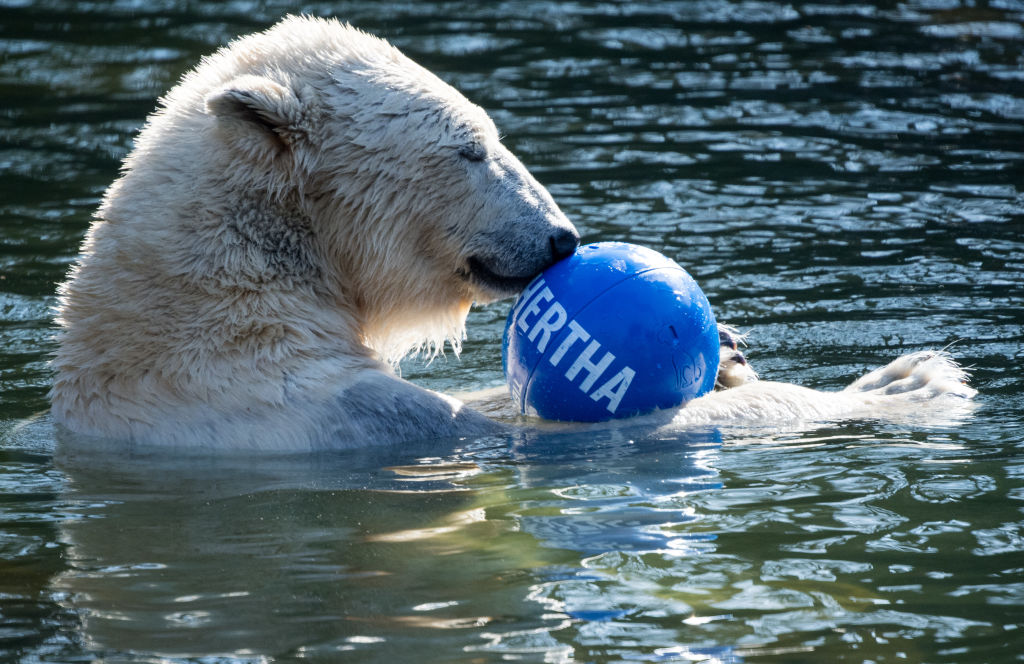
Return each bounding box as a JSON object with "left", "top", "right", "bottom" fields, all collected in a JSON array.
[{"left": 163, "top": 15, "right": 580, "bottom": 361}]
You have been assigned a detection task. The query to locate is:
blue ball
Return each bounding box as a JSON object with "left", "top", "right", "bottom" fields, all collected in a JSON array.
[{"left": 502, "top": 242, "right": 719, "bottom": 422}]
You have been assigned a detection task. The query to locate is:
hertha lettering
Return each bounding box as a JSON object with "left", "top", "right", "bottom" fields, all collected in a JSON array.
[{"left": 512, "top": 277, "right": 636, "bottom": 414}]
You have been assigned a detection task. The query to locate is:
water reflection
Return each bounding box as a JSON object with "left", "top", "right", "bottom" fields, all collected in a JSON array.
[
  {"left": 54, "top": 439, "right": 515, "bottom": 659},
  {"left": 50, "top": 427, "right": 728, "bottom": 660},
  {"left": 47, "top": 419, "right": 1010, "bottom": 661}
]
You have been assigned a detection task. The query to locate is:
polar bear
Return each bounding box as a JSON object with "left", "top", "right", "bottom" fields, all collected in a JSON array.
[{"left": 51, "top": 16, "right": 975, "bottom": 450}]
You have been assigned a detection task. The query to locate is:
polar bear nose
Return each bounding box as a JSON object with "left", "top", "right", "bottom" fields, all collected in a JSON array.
[{"left": 549, "top": 228, "right": 580, "bottom": 262}]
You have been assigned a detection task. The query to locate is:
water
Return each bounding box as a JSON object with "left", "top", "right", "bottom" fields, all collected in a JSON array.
[{"left": 2, "top": 0, "right": 1023, "bottom": 661}]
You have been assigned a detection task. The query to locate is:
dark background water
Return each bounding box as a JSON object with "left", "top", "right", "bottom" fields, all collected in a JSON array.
[{"left": 1, "top": 1, "right": 1023, "bottom": 662}]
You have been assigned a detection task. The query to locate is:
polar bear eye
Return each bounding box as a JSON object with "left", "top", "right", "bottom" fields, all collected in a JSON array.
[{"left": 457, "top": 145, "right": 486, "bottom": 162}]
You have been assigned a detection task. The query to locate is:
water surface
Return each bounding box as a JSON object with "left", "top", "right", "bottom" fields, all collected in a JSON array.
[{"left": 2, "top": 1, "right": 1023, "bottom": 662}]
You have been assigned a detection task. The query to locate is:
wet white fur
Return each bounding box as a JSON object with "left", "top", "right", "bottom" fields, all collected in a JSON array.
[
  {"left": 675, "top": 350, "right": 976, "bottom": 425},
  {"left": 51, "top": 16, "right": 975, "bottom": 450},
  {"left": 51, "top": 16, "right": 572, "bottom": 448}
]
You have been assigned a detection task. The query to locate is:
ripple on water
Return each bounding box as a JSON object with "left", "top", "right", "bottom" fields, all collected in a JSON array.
[
  {"left": 972, "top": 524, "right": 1024, "bottom": 557},
  {"left": 910, "top": 474, "right": 997, "bottom": 503}
]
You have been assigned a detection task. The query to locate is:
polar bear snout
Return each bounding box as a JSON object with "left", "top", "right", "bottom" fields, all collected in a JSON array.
[
  {"left": 458, "top": 153, "right": 579, "bottom": 299},
  {"left": 549, "top": 226, "right": 580, "bottom": 262},
  {"left": 465, "top": 224, "right": 578, "bottom": 298}
]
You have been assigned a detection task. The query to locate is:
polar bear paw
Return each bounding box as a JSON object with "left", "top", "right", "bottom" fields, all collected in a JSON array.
[
  {"left": 715, "top": 324, "right": 758, "bottom": 390},
  {"left": 843, "top": 350, "right": 977, "bottom": 401}
]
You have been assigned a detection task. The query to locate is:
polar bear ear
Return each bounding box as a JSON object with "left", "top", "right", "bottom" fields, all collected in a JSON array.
[{"left": 205, "top": 75, "right": 306, "bottom": 150}]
